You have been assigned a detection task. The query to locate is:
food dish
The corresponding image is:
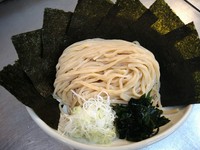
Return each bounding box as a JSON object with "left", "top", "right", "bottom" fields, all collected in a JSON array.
[
  {"left": 26, "top": 105, "right": 192, "bottom": 150},
  {"left": 0, "top": 0, "right": 198, "bottom": 149},
  {"left": 53, "top": 38, "right": 168, "bottom": 144}
]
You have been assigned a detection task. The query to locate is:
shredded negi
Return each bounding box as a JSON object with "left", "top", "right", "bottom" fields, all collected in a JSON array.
[
  {"left": 58, "top": 91, "right": 116, "bottom": 144},
  {"left": 58, "top": 91, "right": 170, "bottom": 143},
  {"left": 113, "top": 92, "right": 170, "bottom": 142}
]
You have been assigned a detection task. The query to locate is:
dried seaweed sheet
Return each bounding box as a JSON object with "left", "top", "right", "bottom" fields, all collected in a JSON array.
[
  {"left": 176, "top": 23, "right": 200, "bottom": 103},
  {"left": 186, "top": 57, "right": 200, "bottom": 103},
  {"left": 40, "top": 8, "right": 73, "bottom": 96},
  {"left": 175, "top": 22, "right": 200, "bottom": 60},
  {"left": 11, "top": 30, "right": 52, "bottom": 97},
  {"left": 95, "top": 0, "right": 150, "bottom": 40},
  {"left": 149, "top": 0, "right": 184, "bottom": 34},
  {"left": 42, "top": 8, "right": 72, "bottom": 59},
  {"left": 67, "top": 0, "right": 114, "bottom": 41},
  {"left": 12, "top": 9, "right": 73, "bottom": 98},
  {"left": 0, "top": 61, "right": 60, "bottom": 129},
  {"left": 193, "top": 71, "right": 200, "bottom": 102}
]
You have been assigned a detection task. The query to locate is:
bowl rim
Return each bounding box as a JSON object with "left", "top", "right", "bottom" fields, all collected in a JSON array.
[{"left": 26, "top": 104, "right": 192, "bottom": 150}]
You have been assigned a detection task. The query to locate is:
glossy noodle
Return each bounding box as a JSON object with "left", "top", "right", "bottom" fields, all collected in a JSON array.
[{"left": 54, "top": 39, "right": 160, "bottom": 108}]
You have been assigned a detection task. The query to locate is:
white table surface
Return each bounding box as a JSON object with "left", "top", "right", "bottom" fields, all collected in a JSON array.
[{"left": 0, "top": 0, "right": 200, "bottom": 150}]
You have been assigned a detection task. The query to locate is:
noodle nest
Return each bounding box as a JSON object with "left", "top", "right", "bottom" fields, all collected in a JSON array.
[{"left": 54, "top": 39, "right": 160, "bottom": 108}]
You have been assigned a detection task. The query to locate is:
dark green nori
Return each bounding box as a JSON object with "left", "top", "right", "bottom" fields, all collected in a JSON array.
[
  {"left": 0, "top": 61, "right": 60, "bottom": 129},
  {"left": 157, "top": 22, "right": 200, "bottom": 106},
  {"left": 193, "top": 71, "right": 200, "bottom": 103},
  {"left": 67, "top": 0, "right": 113, "bottom": 42},
  {"left": 149, "top": 0, "right": 184, "bottom": 34},
  {"left": 159, "top": 23, "right": 200, "bottom": 106},
  {"left": 42, "top": 8, "right": 72, "bottom": 59},
  {"left": 115, "top": 0, "right": 147, "bottom": 21},
  {"left": 11, "top": 30, "right": 52, "bottom": 97},
  {"left": 95, "top": 0, "right": 150, "bottom": 40},
  {"left": 12, "top": 30, "right": 56, "bottom": 97},
  {"left": 164, "top": 23, "right": 192, "bottom": 43},
  {"left": 12, "top": 9, "right": 73, "bottom": 98},
  {"left": 41, "top": 8, "right": 73, "bottom": 96},
  {"left": 113, "top": 93, "right": 170, "bottom": 142},
  {"left": 175, "top": 22, "right": 200, "bottom": 60},
  {"left": 186, "top": 57, "right": 200, "bottom": 103}
]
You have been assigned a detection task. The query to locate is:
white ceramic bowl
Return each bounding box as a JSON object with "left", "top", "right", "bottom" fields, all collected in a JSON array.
[{"left": 26, "top": 105, "right": 192, "bottom": 150}]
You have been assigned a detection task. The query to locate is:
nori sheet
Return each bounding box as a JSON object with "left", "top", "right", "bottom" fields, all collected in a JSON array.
[
  {"left": 0, "top": 61, "right": 60, "bottom": 129},
  {"left": 115, "top": 0, "right": 147, "bottom": 21},
  {"left": 67, "top": 0, "right": 114, "bottom": 42},
  {"left": 149, "top": 0, "right": 184, "bottom": 34},
  {"left": 192, "top": 69, "right": 200, "bottom": 103},
  {"left": 11, "top": 30, "right": 54, "bottom": 97},
  {"left": 186, "top": 57, "right": 200, "bottom": 103},
  {"left": 12, "top": 9, "right": 73, "bottom": 98},
  {"left": 175, "top": 22, "right": 200, "bottom": 60},
  {"left": 42, "top": 8, "right": 72, "bottom": 59},
  {"left": 157, "top": 22, "right": 200, "bottom": 106},
  {"left": 41, "top": 8, "right": 73, "bottom": 96},
  {"left": 164, "top": 23, "right": 192, "bottom": 43},
  {"left": 95, "top": 0, "right": 150, "bottom": 40}
]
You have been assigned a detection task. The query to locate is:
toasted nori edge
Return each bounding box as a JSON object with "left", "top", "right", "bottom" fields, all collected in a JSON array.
[
  {"left": 0, "top": 61, "right": 60, "bottom": 129},
  {"left": 149, "top": 0, "right": 184, "bottom": 34},
  {"left": 67, "top": 0, "right": 114, "bottom": 42}
]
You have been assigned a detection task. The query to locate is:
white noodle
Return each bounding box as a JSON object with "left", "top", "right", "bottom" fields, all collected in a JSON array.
[{"left": 54, "top": 38, "right": 161, "bottom": 108}]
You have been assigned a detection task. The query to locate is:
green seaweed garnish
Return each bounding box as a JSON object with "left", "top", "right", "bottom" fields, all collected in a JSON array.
[{"left": 113, "top": 92, "right": 170, "bottom": 142}]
